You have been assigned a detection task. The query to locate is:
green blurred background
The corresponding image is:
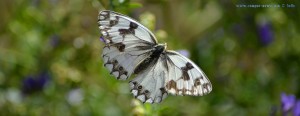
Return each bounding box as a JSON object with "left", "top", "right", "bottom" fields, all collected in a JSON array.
[{"left": 0, "top": 0, "right": 300, "bottom": 115}]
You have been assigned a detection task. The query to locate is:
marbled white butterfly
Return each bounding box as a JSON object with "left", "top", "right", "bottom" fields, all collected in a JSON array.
[{"left": 98, "top": 10, "right": 212, "bottom": 103}]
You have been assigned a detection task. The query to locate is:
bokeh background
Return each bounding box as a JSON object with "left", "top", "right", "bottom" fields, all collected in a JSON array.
[{"left": 0, "top": 0, "right": 300, "bottom": 115}]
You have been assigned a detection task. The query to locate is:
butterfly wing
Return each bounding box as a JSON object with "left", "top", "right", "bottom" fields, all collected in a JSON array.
[
  {"left": 129, "top": 56, "right": 168, "bottom": 103},
  {"left": 98, "top": 10, "right": 157, "bottom": 44},
  {"left": 164, "top": 51, "right": 212, "bottom": 96},
  {"left": 98, "top": 10, "right": 158, "bottom": 80},
  {"left": 129, "top": 50, "right": 212, "bottom": 103}
]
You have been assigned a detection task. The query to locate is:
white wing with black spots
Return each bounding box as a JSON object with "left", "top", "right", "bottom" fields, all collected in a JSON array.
[
  {"left": 102, "top": 42, "right": 152, "bottom": 80},
  {"left": 129, "top": 57, "right": 168, "bottom": 103},
  {"left": 98, "top": 10, "right": 157, "bottom": 44},
  {"left": 164, "top": 51, "right": 212, "bottom": 96},
  {"left": 98, "top": 10, "right": 157, "bottom": 80}
]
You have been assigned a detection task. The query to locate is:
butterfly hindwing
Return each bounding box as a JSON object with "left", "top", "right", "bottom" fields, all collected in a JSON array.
[
  {"left": 129, "top": 56, "right": 168, "bottom": 103},
  {"left": 164, "top": 51, "right": 212, "bottom": 96}
]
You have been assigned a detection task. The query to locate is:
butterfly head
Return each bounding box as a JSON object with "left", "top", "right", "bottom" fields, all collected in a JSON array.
[
  {"left": 158, "top": 43, "right": 167, "bottom": 49},
  {"left": 156, "top": 43, "right": 167, "bottom": 51},
  {"left": 152, "top": 43, "right": 167, "bottom": 56}
]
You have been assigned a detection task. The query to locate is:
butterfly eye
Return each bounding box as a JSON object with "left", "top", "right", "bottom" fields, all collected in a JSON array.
[{"left": 144, "top": 90, "right": 149, "bottom": 94}]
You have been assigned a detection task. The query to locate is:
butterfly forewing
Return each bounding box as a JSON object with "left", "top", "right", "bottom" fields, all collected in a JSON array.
[
  {"left": 98, "top": 10, "right": 157, "bottom": 44},
  {"left": 98, "top": 10, "right": 157, "bottom": 80}
]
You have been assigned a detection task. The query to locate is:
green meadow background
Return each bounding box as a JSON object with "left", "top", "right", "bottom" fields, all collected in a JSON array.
[{"left": 0, "top": 0, "right": 299, "bottom": 115}]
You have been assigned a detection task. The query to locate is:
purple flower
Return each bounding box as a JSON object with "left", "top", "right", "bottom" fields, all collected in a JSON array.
[
  {"left": 177, "top": 49, "right": 190, "bottom": 58},
  {"left": 99, "top": 36, "right": 105, "bottom": 43},
  {"left": 257, "top": 21, "right": 274, "bottom": 46},
  {"left": 22, "top": 72, "right": 50, "bottom": 95},
  {"left": 281, "top": 93, "right": 296, "bottom": 115},
  {"left": 294, "top": 100, "right": 300, "bottom": 116}
]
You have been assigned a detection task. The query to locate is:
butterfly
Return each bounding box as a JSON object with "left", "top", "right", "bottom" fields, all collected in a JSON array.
[{"left": 98, "top": 10, "right": 212, "bottom": 103}]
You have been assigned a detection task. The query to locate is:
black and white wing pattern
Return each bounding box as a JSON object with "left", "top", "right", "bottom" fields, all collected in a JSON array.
[
  {"left": 129, "top": 56, "right": 168, "bottom": 103},
  {"left": 164, "top": 51, "right": 212, "bottom": 96},
  {"left": 98, "top": 10, "right": 212, "bottom": 103},
  {"left": 98, "top": 10, "right": 157, "bottom": 80}
]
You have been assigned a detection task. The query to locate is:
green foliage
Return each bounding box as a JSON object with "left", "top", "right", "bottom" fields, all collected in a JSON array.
[{"left": 0, "top": 0, "right": 299, "bottom": 115}]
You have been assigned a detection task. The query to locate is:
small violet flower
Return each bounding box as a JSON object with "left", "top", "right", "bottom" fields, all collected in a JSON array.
[
  {"left": 177, "top": 49, "right": 190, "bottom": 58},
  {"left": 294, "top": 100, "right": 300, "bottom": 116},
  {"left": 281, "top": 93, "right": 296, "bottom": 112},
  {"left": 99, "top": 36, "right": 105, "bottom": 43},
  {"left": 257, "top": 21, "right": 274, "bottom": 46},
  {"left": 22, "top": 72, "right": 50, "bottom": 95}
]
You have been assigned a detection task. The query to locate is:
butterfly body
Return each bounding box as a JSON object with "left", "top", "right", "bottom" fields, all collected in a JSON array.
[
  {"left": 98, "top": 10, "right": 212, "bottom": 103},
  {"left": 134, "top": 44, "right": 166, "bottom": 75}
]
